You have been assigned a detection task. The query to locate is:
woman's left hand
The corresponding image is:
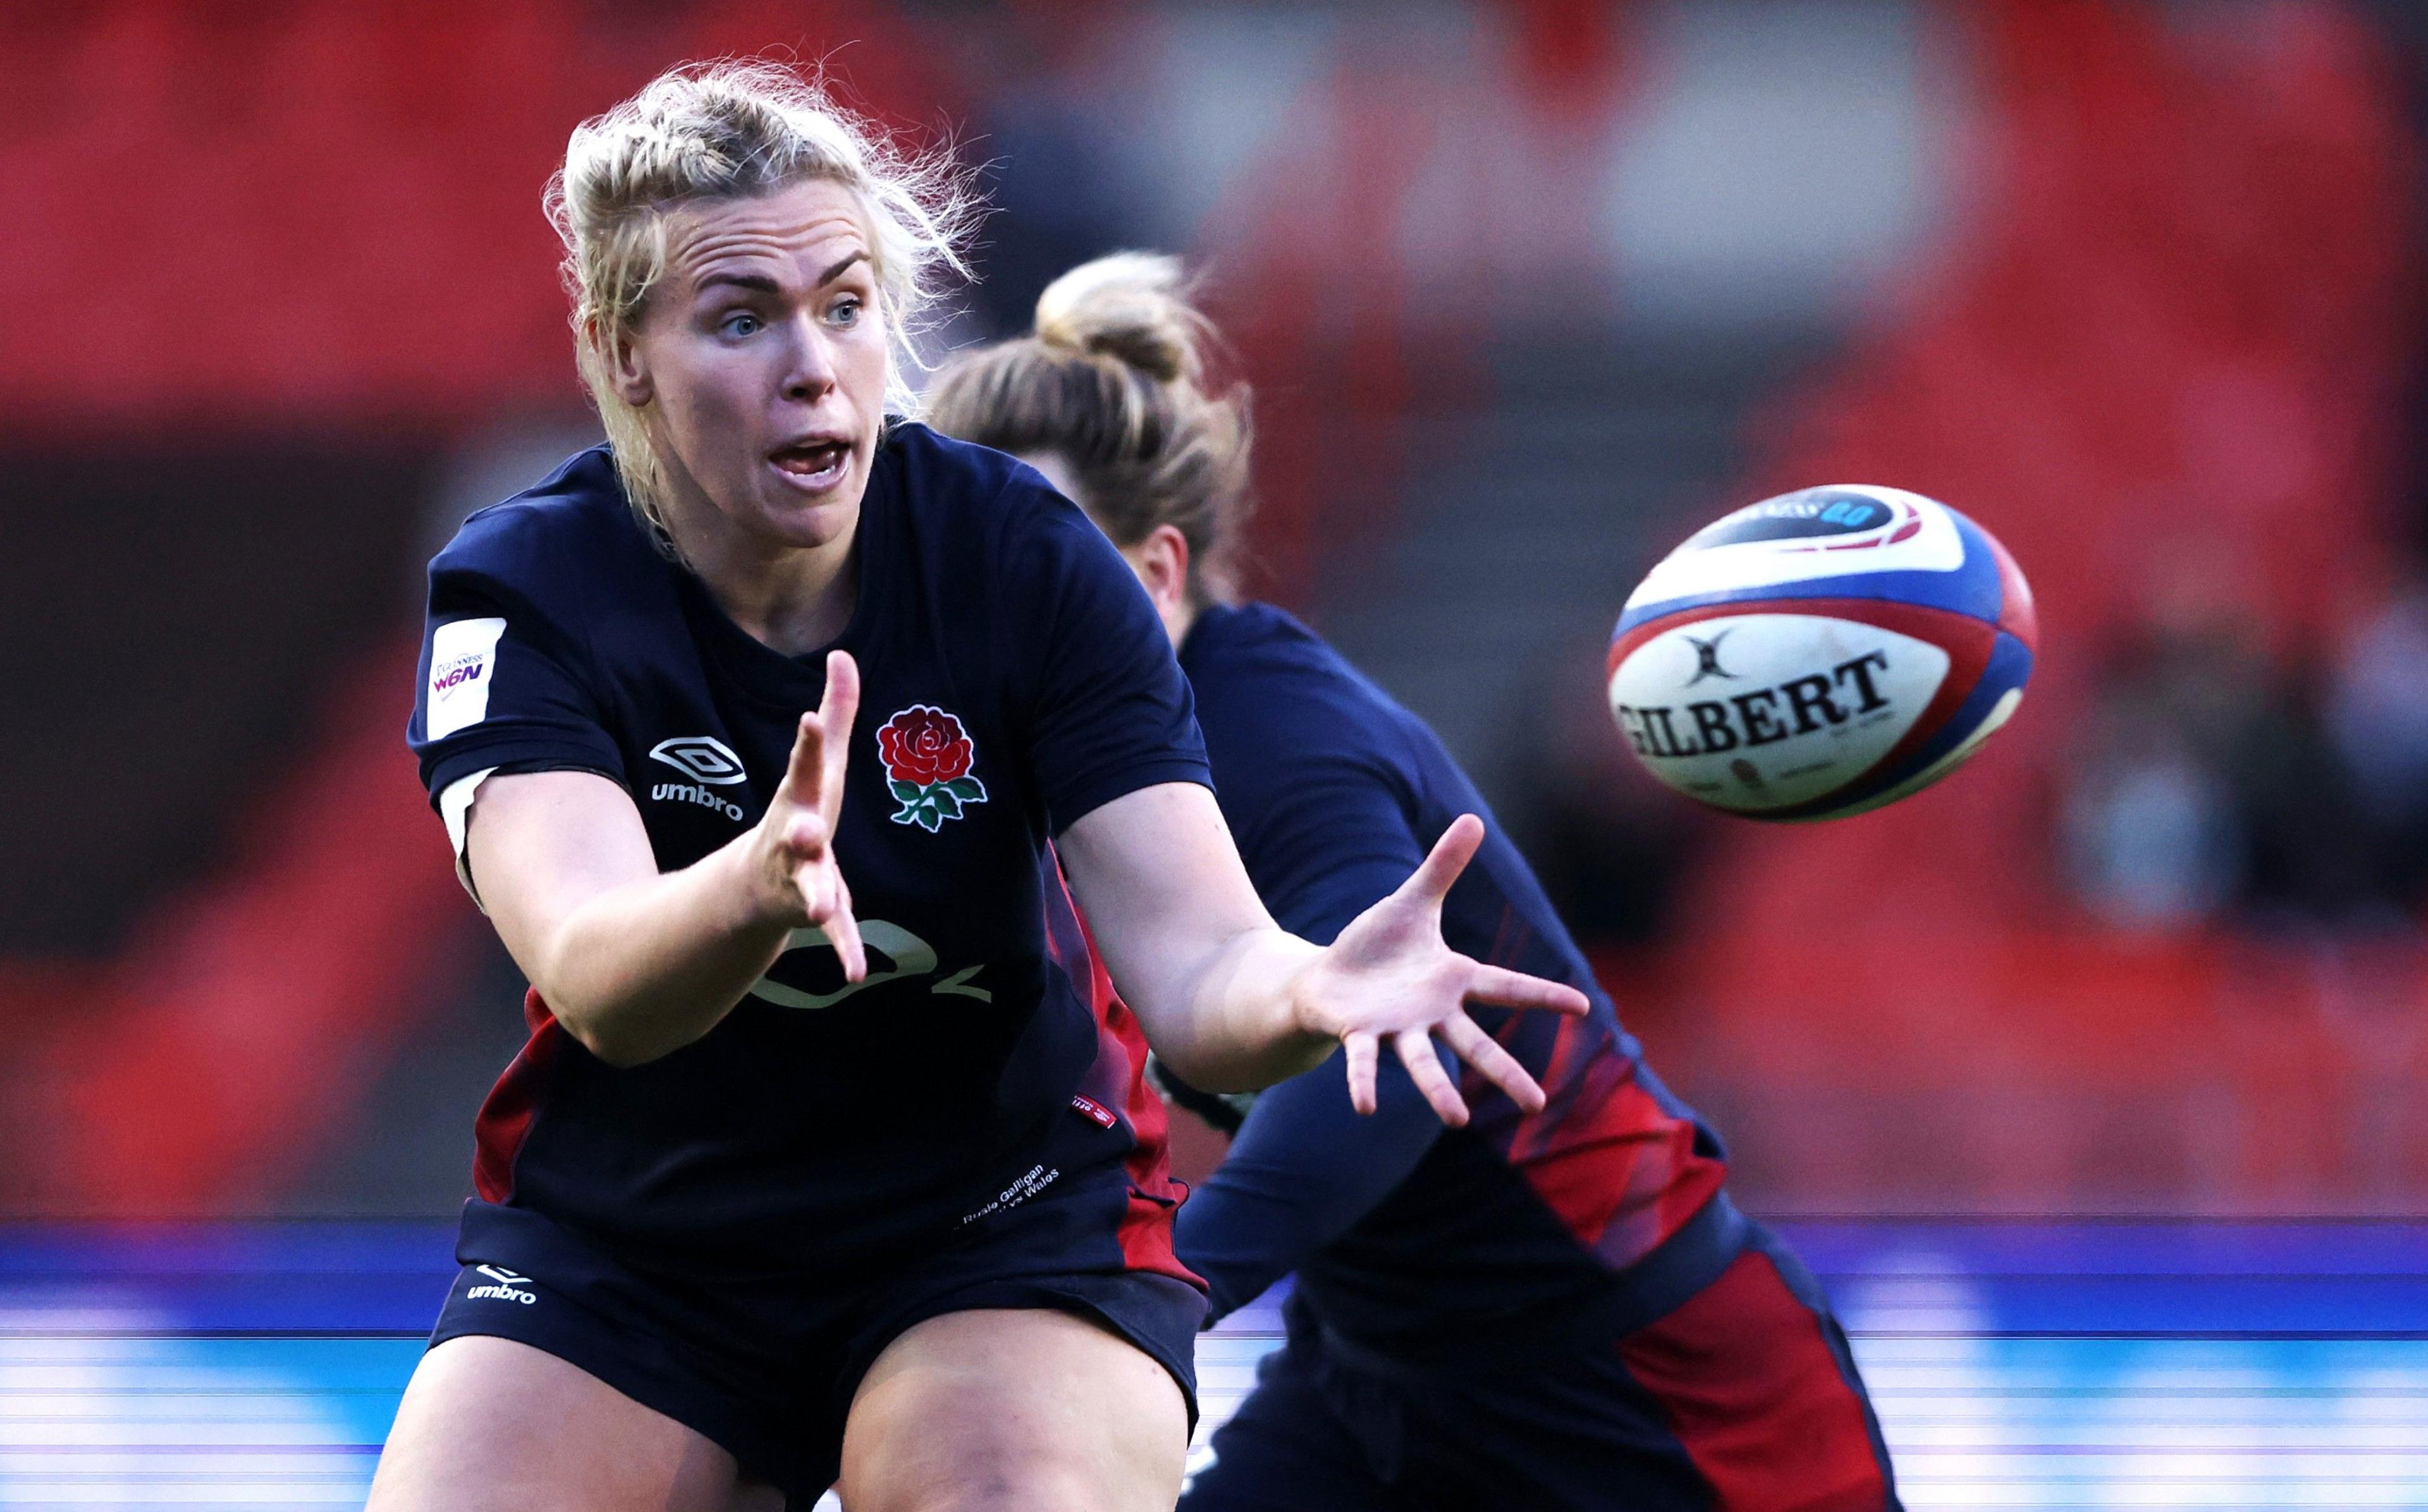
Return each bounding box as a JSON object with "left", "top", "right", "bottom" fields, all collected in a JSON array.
[{"left": 1286, "top": 814, "right": 1590, "bottom": 1125}]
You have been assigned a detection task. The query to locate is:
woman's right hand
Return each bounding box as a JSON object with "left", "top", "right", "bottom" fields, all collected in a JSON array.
[{"left": 745, "top": 649, "right": 867, "bottom": 982}]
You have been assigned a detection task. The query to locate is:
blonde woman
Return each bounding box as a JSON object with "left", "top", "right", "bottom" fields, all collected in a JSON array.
[
  {"left": 367, "top": 61, "right": 1585, "bottom": 1512},
  {"left": 929, "top": 257, "right": 1900, "bottom": 1512}
]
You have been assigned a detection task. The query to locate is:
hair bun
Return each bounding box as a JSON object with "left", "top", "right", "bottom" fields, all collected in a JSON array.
[{"left": 1033, "top": 252, "right": 1210, "bottom": 384}]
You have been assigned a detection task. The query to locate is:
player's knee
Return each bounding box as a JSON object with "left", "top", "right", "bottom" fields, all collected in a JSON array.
[
  {"left": 884, "top": 1475, "right": 1129, "bottom": 1512},
  {"left": 845, "top": 1448, "right": 1170, "bottom": 1512}
]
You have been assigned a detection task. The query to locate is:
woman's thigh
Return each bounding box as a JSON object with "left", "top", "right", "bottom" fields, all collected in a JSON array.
[
  {"left": 838, "top": 1307, "right": 1189, "bottom": 1512},
  {"left": 365, "top": 1335, "right": 782, "bottom": 1512}
]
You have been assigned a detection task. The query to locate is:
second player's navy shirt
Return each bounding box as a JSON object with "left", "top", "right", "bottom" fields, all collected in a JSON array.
[
  {"left": 1174, "top": 602, "right": 1732, "bottom": 1354},
  {"left": 408, "top": 424, "right": 1207, "bottom": 1281}
]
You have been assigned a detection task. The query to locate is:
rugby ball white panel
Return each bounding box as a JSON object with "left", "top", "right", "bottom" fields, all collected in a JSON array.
[
  {"left": 1607, "top": 614, "right": 1949, "bottom": 814},
  {"left": 1623, "top": 485, "right": 1962, "bottom": 609}
]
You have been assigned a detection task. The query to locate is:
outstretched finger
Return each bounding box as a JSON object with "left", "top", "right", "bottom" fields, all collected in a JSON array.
[
  {"left": 1464, "top": 963, "right": 1591, "bottom": 1017},
  {"left": 1441, "top": 1011, "right": 1546, "bottom": 1114},
  {"left": 790, "top": 855, "right": 832, "bottom": 922},
  {"left": 780, "top": 710, "right": 827, "bottom": 809},
  {"left": 824, "top": 882, "right": 867, "bottom": 983},
  {"left": 818, "top": 651, "right": 860, "bottom": 822},
  {"left": 1395, "top": 1029, "right": 1470, "bottom": 1127},
  {"left": 1342, "top": 1031, "right": 1380, "bottom": 1116},
  {"left": 1398, "top": 814, "right": 1485, "bottom": 905}
]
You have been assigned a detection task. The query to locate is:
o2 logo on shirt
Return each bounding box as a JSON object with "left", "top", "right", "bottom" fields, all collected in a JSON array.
[
  {"left": 747, "top": 920, "right": 991, "bottom": 1011},
  {"left": 876, "top": 705, "right": 988, "bottom": 832}
]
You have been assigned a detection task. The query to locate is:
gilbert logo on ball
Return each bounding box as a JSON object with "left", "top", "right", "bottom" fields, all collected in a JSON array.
[{"left": 1607, "top": 485, "right": 2037, "bottom": 820}]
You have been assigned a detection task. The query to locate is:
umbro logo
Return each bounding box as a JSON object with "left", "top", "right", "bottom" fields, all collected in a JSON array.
[
  {"left": 650, "top": 737, "right": 749, "bottom": 819},
  {"left": 649, "top": 736, "right": 747, "bottom": 785},
  {"left": 465, "top": 1264, "right": 537, "bottom": 1306}
]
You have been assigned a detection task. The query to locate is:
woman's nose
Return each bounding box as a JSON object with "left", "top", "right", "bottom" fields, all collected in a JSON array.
[{"left": 780, "top": 317, "right": 838, "bottom": 401}]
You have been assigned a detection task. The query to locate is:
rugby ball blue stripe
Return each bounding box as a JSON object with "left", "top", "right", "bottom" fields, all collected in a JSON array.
[
  {"left": 1616, "top": 512, "right": 2008, "bottom": 636},
  {"left": 1817, "top": 630, "right": 2035, "bottom": 814},
  {"left": 1947, "top": 509, "right": 2008, "bottom": 623},
  {"left": 1616, "top": 556, "right": 2002, "bottom": 635}
]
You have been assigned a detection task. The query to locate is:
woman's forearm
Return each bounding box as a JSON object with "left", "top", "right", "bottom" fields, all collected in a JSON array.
[
  {"left": 524, "top": 838, "right": 797, "bottom": 1066},
  {"left": 467, "top": 771, "right": 802, "bottom": 1068},
  {"left": 471, "top": 693, "right": 862, "bottom": 1070},
  {"left": 1143, "top": 923, "right": 1339, "bottom": 1093},
  {"left": 1059, "top": 785, "right": 1344, "bottom": 1090}
]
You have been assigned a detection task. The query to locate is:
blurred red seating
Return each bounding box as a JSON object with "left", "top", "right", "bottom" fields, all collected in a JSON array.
[{"left": 1628, "top": 0, "right": 2427, "bottom": 1212}]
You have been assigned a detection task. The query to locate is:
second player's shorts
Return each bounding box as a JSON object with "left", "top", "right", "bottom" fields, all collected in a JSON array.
[
  {"left": 426, "top": 1159, "right": 1205, "bottom": 1508},
  {"left": 1181, "top": 1215, "right": 1896, "bottom": 1512}
]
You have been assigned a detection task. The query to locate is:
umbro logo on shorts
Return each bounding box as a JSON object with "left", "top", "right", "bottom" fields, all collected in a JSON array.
[{"left": 464, "top": 1264, "right": 537, "bottom": 1305}]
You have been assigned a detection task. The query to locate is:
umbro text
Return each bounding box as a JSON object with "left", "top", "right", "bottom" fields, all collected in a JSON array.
[{"left": 653, "top": 782, "right": 747, "bottom": 821}]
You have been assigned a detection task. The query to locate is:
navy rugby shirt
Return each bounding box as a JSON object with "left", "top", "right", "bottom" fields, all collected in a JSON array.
[
  {"left": 1172, "top": 603, "right": 1730, "bottom": 1351},
  {"left": 407, "top": 423, "right": 1208, "bottom": 1281}
]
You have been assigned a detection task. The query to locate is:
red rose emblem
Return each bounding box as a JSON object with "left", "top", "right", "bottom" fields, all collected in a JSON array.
[
  {"left": 875, "top": 705, "right": 988, "bottom": 832},
  {"left": 878, "top": 706, "right": 974, "bottom": 785}
]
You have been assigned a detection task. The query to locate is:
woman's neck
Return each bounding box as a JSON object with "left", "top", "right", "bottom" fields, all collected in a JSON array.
[{"left": 674, "top": 511, "right": 861, "bottom": 658}]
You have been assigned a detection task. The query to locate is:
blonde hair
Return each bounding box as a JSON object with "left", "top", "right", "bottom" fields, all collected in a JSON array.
[
  {"left": 926, "top": 253, "right": 1254, "bottom": 602},
  {"left": 548, "top": 59, "right": 976, "bottom": 535}
]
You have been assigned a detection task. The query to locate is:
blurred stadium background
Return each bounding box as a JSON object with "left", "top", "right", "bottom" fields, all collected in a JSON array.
[{"left": 4, "top": 1, "right": 2427, "bottom": 1506}]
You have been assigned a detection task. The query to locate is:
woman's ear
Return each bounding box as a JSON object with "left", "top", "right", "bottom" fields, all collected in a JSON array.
[
  {"left": 1139, "top": 525, "right": 1193, "bottom": 613},
  {"left": 596, "top": 317, "right": 654, "bottom": 408}
]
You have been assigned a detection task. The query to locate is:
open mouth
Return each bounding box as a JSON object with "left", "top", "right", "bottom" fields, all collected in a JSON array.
[{"left": 769, "top": 439, "right": 850, "bottom": 491}]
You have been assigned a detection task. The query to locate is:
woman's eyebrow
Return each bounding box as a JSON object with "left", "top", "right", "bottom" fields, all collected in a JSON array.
[
  {"left": 696, "top": 272, "right": 783, "bottom": 296},
  {"left": 692, "top": 254, "right": 862, "bottom": 297}
]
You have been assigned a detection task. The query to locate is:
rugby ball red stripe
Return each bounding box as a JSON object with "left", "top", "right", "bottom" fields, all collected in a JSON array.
[
  {"left": 1609, "top": 598, "right": 1998, "bottom": 817},
  {"left": 1989, "top": 531, "right": 2040, "bottom": 650},
  {"left": 1609, "top": 595, "right": 1991, "bottom": 676}
]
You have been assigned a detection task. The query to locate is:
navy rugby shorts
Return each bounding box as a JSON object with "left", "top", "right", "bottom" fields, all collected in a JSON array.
[
  {"left": 1180, "top": 1215, "right": 1898, "bottom": 1512},
  {"left": 426, "top": 1168, "right": 1206, "bottom": 1508}
]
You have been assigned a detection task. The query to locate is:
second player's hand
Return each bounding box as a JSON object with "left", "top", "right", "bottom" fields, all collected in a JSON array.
[
  {"left": 747, "top": 649, "right": 867, "bottom": 982},
  {"left": 1287, "top": 814, "right": 1589, "bottom": 1125}
]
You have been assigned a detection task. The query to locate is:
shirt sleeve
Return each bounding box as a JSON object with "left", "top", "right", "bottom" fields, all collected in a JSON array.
[
  {"left": 408, "top": 532, "right": 625, "bottom": 805},
  {"left": 1172, "top": 703, "right": 1448, "bottom": 1321},
  {"left": 1175, "top": 1045, "right": 1450, "bottom": 1322},
  {"left": 1000, "top": 481, "right": 1210, "bottom": 831},
  {"left": 1204, "top": 680, "right": 1430, "bottom": 949}
]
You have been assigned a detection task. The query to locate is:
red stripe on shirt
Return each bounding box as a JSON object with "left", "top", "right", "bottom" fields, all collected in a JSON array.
[
  {"left": 1500, "top": 1014, "right": 1727, "bottom": 1267},
  {"left": 470, "top": 987, "right": 562, "bottom": 1204},
  {"left": 1617, "top": 1248, "right": 1892, "bottom": 1509},
  {"left": 1044, "top": 858, "right": 1200, "bottom": 1286}
]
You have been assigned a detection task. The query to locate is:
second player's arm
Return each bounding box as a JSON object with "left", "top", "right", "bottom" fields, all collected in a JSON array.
[{"left": 1155, "top": 747, "right": 1470, "bottom": 1321}]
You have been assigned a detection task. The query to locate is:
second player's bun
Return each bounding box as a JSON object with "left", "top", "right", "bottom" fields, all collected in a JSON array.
[
  {"left": 924, "top": 250, "right": 1253, "bottom": 602},
  {"left": 1033, "top": 252, "right": 1211, "bottom": 386}
]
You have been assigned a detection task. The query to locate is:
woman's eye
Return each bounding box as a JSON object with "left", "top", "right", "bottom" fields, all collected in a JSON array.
[
  {"left": 829, "top": 298, "right": 862, "bottom": 327},
  {"left": 720, "top": 312, "right": 762, "bottom": 338}
]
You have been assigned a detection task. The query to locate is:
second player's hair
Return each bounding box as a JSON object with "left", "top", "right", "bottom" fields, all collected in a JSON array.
[
  {"left": 549, "top": 58, "right": 976, "bottom": 537},
  {"left": 926, "top": 253, "right": 1253, "bottom": 603}
]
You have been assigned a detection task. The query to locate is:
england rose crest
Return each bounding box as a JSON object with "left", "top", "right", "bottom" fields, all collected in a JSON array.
[{"left": 875, "top": 705, "right": 987, "bottom": 832}]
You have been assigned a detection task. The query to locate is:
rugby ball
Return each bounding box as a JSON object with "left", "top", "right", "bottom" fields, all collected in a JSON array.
[{"left": 1607, "top": 485, "right": 2037, "bottom": 820}]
